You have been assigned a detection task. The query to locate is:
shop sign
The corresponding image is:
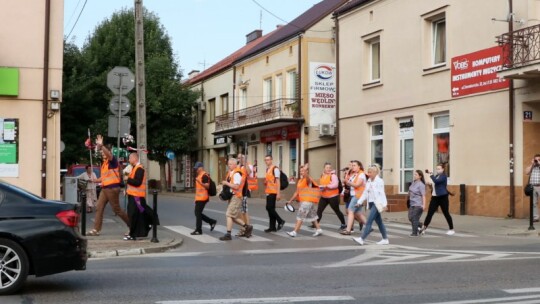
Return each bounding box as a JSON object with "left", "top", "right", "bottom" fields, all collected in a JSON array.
[
  {"left": 451, "top": 45, "right": 509, "bottom": 98},
  {"left": 0, "top": 118, "right": 19, "bottom": 177},
  {"left": 260, "top": 125, "right": 300, "bottom": 143},
  {"left": 309, "top": 62, "right": 336, "bottom": 127},
  {"left": 214, "top": 136, "right": 231, "bottom": 145},
  {"left": 184, "top": 156, "right": 191, "bottom": 188},
  {"left": 399, "top": 119, "right": 414, "bottom": 138}
]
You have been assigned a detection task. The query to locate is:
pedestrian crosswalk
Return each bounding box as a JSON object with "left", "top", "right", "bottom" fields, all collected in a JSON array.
[{"left": 164, "top": 208, "right": 476, "bottom": 244}]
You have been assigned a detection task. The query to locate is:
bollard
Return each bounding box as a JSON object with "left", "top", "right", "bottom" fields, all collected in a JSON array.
[
  {"left": 459, "top": 184, "right": 466, "bottom": 215},
  {"left": 80, "top": 191, "right": 87, "bottom": 236},
  {"left": 529, "top": 193, "right": 535, "bottom": 231},
  {"left": 151, "top": 190, "right": 159, "bottom": 243}
]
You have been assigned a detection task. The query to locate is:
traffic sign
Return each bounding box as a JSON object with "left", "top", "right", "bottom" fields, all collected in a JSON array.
[
  {"left": 109, "top": 96, "right": 131, "bottom": 116},
  {"left": 166, "top": 150, "right": 175, "bottom": 160},
  {"left": 107, "top": 115, "right": 131, "bottom": 138},
  {"left": 107, "top": 66, "right": 135, "bottom": 95}
]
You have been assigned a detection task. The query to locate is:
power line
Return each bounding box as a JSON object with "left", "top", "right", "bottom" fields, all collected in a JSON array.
[
  {"left": 64, "top": 0, "right": 83, "bottom": 32},
  {"left": 65, "top": 0, "right": 88, "bottom": 41}
]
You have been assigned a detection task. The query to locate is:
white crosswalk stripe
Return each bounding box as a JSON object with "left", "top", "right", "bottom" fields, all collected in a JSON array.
[{"left": 166, "top": 208, "right": 477, "bottom": 244}]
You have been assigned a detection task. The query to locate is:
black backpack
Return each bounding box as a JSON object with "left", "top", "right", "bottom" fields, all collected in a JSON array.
[
  {"left": 272, "top": 167, "right": 289, "bottom": 190},
  {"left": 206, "top": 174, "right": 217, "bottom": 196}
]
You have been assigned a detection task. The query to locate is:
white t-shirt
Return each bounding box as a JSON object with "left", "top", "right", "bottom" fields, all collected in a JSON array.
[
  {"left": 248, "top": 164, "right": 255, "bottom": 178},
  {"left": 273, "top": 168, "right": 280, "bottom": 178}
]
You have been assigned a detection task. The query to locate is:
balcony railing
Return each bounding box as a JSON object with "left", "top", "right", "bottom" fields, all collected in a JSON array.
[
  {"left": 215, "top": 98, "right": 301, "bottom": 133},
  {"left": 497, "top": 24, "right": 540, "bottom": 68}
]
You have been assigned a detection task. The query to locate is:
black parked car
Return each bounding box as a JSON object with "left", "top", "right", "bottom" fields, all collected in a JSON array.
[{"left": 0, "top": 180, "right": 87, "bottom": 295}]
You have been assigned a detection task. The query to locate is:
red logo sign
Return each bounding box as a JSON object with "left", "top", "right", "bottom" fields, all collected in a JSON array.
[
  {"left": 451, "top": 46, "right": 509, "bottom": 98},
  {"left": 260, "top": 125, "right": 300, "bottom": 143}
]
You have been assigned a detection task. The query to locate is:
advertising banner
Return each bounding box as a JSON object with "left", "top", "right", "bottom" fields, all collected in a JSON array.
[
  {"left": 260, "top": 125, "right": 300, "bottom": 143},
  {"left": 451, "top": 46, "right": 509, "bottom": 98},
  {"left": 309, "top": 62, "right": 336, "bottom": 126},
  {"left": 0, "top": 118, "right": 19, "bottom": 177}
]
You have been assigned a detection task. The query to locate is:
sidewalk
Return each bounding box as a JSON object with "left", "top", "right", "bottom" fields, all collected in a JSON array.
[{"left": 85, "top": 192, "right": 540, "bottom": 259}]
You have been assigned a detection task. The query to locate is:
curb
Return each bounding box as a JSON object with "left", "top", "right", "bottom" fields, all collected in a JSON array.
[{"left": 88, "top": 238, "right": 184, "bottom": 259}]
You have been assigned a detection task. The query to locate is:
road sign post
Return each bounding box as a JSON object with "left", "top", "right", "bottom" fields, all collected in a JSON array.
[{"left": 107, "top": 66, "right": 135, "bottom": 158}]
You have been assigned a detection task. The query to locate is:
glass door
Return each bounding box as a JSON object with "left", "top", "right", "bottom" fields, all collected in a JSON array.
[{"left": 400, "top": 138, "right": 414, "bottom": 193}]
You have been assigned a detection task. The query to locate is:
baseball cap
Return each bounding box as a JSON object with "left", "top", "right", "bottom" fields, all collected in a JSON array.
[{"left": 193, "top": 162, "right": 204, "bottom": 169}]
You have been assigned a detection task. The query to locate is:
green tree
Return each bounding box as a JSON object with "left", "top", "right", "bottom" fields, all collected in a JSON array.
[{"left": 61, "top": 8, "right": 198, "bottom": 189}]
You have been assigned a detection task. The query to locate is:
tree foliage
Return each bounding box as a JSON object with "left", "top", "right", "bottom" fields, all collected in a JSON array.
[{"left": 61, "top": 8, "right": 198, "bottom": 169}]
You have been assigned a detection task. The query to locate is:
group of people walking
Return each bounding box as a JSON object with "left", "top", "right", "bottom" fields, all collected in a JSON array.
[{"left": 190, "top": 155, "right": 455, "bottom": 244}]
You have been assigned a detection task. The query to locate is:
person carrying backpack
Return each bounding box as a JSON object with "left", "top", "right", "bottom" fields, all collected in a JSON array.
[
  {"left": 263, "top": 155, "right": 285, "bottom": 232},
  {"left": 191, "top": 162, "right": 217, "bottom": 235},
  {"left": 316, "top": 162, "right": 347, "bottom": 230}
]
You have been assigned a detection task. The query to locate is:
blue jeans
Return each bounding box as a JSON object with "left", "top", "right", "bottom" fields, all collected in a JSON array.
[{"left": 361, "top": 202, "right": 388, "bottom": 240}]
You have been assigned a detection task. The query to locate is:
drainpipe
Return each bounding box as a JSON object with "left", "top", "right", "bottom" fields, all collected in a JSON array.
[
  {"left": 41, "top": 0, "right": 51, "bottom": 198},
  {"left": 334, "top": 15, "right": 341, "bottom": 170},
  {"left": 508, "top": 0, "right": 516, "bottom": 218},
  {"left": 298, "top": 34, "right": 304, "bottom": 166}
]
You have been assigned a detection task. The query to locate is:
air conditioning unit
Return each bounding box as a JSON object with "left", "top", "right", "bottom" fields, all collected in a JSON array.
[
  {"left": 319, "top": 123, "right": 335, "bottom": 137},
  {"left": 198, "top": 101, "right": 206, "bottom": 111}
]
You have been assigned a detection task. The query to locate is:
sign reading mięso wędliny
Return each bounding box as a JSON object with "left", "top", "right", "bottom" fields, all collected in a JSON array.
[{"left": 309, "top": 62, "right": 336, "bottom": 127}]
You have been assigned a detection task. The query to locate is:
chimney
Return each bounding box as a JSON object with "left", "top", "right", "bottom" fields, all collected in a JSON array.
[
  {"left": 246, "top": 29, "right": 263, "bottom": 44},
  {"left": 188, "top": 70, "right": 200, "bottom": 79}
]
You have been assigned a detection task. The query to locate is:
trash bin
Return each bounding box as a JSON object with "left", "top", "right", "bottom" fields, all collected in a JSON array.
[{"left": 63, "top": 177, "right": 79, "bottom": 204}]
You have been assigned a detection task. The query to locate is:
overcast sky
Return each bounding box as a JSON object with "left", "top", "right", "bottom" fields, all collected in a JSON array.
[{"left": 64, "top": 0, "right": 321, "bottom": 77}]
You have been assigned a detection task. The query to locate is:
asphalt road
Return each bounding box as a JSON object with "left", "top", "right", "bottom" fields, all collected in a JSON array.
[{"left": 4, "top": 194, "right": 540, "bottom": 304}]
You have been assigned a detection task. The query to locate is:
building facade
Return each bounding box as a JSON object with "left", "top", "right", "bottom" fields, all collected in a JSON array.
[
  {"left": 335, "top": 0, "right": 540, "bottom": 217},
  {"left": 0, "top": 0, "right": 64, "bottom": 199}
]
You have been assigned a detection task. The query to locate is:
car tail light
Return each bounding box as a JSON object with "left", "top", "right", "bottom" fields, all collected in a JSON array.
[{"left": 56, "top": 210, "right": 80, "bottom": 227}]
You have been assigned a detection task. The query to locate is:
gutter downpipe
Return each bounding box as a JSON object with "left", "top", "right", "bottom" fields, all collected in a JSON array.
[
  {"left": 41, "top": 0, "right": 51, "bottom": 198},
  {"left": 334, "top": 14, "right": 341, "bottom": 170},
  {"left": 508, "top": 0, "right": 516, "bottom": 218},
  {"left": 298, "top": 33, "right": 303, "bottom": 168}
]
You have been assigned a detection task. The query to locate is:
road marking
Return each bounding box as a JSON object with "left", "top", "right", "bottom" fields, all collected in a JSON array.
[
  {"left": 422, "top": 294, "right": 540, "bottom": 304},
  {"left": 165, "top": 225, "right": 221, "bottom": 244},
  {"left": 211, "top": 225, "right": 273, "bottom": 242},
  {"left": 320, "top": 247, "right": 540, "bottom": 268},
  {"left": 156, "top": 295, "right": 355, "bottom": 303},
  {"left": 505, "top": 287, "right": 540, "bottom": 294}
]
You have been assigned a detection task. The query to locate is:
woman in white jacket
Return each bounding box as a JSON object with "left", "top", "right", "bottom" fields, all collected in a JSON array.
[{"left": 352, "top": 165, "right": 389, "bottom": 245}]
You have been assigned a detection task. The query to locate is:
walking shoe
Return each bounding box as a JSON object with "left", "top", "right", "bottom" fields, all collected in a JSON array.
[
  {"left": 376, "top": 239, "right": 389, "bottom": 245},
  {"left": 190, "top": 230, "right": 202, "bottom": 235},
  {"left": 244, "top": 225, "right": 254, "bottom": 238},
  {"left": 340, "top": 230, "right": 352, "bottom": 235},
  {"left": 352, "top": 237, "right": 364, "bottom": 245},
  {"left": 419, "top": 225, "right": 426, "bottom": 235},
  {"left": 286, "top": 231, "right": 297, "bottom": 237},
  {"left": 219, "top": 234, "right": 232, "bottom": 241},
  {"left": 309, "top": 223, "right": 316, "bottom": 229},
  {"left": 236, "top": 230, "right": 246, "bottom": 237},
  {"left": 277, "top": 221, "right": 285, "bottom": 231},
  {"left": 409, "top": 233, "right": 418, "bottom": 237},
  {"left": 339, "top": 224, "right": 347, "bottom": 231},
  {"left": 264, "top": 228, "right": 277, "bottom": 233},
  {"left": 210, "top": 221, "right": 217, "bottom": 231},
  {"left": 313, "top": 229, "right": 323, "bottom": 237},
  {"left": 446, "top": 230, "right": 455, "bottom": 236},
  {"left": 123, "top": 235, "right": 136, "bottom": 241}
]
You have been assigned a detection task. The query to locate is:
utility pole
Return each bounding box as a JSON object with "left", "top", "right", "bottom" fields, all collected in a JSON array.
[{"left": 134, "top": 0, "right": 148, "bottom": 171}]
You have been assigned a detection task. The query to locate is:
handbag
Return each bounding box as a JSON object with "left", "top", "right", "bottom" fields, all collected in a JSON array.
[
  {"left": 374, "top": 200, "right": 386, "bottom": 213},
  {"left": 525, "top": 174, "right": 534, "bottom": 197}
]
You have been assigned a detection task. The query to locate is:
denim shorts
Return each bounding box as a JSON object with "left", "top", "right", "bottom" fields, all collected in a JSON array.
[{"left": 347, "top": 196, "right": 364, "bottom": 213}]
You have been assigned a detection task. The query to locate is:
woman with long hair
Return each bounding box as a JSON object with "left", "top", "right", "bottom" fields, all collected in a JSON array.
[
  {"left": 408, "top": 170, "right": 426, "bottom": 237},
  {"left": 340, "top": 160, "right": 367, "bottom": 235}
]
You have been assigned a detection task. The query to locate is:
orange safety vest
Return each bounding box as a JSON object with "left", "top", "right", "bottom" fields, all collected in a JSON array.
[
  {"left": 320, "top": 173, "right": 339, "bottom": 198},
  {"left": 265, "top": 165, "right": 278, "bottom": 194},
  {"left": 247, "top": 162, "right": 258, "bottom": 191},
  {"left": 297, "top": 177, "right": 321, "bottom": 203},
  {"left": 195, "top": 170, "right": 209, "bottom": 202},
  {"left": 126, "top": 164, "right": 147, "bottom": 198},
  {"left": 228, "top": 168, "right": 246, "bottom": 198},
  {"left": 353, "top": 170, "right": 366, "bottom": 198},
  {"left": 101, "top": 158, "right": 121, "bottom": 187}
]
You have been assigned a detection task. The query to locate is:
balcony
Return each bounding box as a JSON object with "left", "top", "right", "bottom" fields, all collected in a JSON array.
[
  {"left": 214, "top": 98, "right": 303, "bottom": 135},
  {"left": 497, "top": 24, "right": 540, "bottom": 79}
]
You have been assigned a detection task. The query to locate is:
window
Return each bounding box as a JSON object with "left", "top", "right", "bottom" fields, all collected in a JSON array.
[
  {"left": 263, "top": 78, "right": 273, "bottom": 109},
  {"left": 287, "top": 70, "right": 298, "bottom": 100},
  {"left": 433, "top": 114, "right": 450, "bottom": 176},
  {"left": 208, "top": 98, "right": 215, "bottom": 122},
  {"left": 432, "top": 18, "right": 446, "bottom": 65},
  {"left": 289, "top": 139, "right": 297, "bottom": 178},
  {"left": 370, "top": 38, "right": 381, "bottom": 81},
  {"left": 276, "top": 74, "right": 283, "bottom": 99},
  {"left": 370, "top": 123, "right": 383, "bottom": 170},
  {"left": 220, "top": 94, "right": 228, "bottom": 116}
]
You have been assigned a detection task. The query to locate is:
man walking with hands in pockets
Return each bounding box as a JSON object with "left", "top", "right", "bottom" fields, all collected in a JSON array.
[{"left": 263, "top": 155, "right": 285, "bottom": 232}]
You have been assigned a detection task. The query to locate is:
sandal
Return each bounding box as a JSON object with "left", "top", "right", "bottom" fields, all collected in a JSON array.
[
  {"left": 87, "top": 229, "right": 100, "bottom": 236},
  {"left": 340, "top": 230, "right": 352, "bottom": 235}
]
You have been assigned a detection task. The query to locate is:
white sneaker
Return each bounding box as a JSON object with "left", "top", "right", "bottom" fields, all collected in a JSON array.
[
  {"left": 313, "top": 229, "right": 323, "bottom": 237},
  {"left": 446, "top": 230, "right": 455, "bottom": 236},
  {"left": 286, "top": 231, "right": 296, "bottom": 237},
  {"left": 352, "top": 237, "right": 364, "bottom": 245},
  {"left": 376, "top": 239, "right": 389, "bottom": 245}
]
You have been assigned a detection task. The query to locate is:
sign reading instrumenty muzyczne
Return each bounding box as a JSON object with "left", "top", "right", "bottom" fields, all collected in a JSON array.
[{"left": 451, "top": 45, "right": 509, "bottom": 98}]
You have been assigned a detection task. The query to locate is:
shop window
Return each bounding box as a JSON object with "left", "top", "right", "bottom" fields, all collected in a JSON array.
[
  {"left": 433, "top": 114, "right": 450, "bottom": 176},
  {"left": 289, "top": 139, "right": 297, "bottom": 178}
]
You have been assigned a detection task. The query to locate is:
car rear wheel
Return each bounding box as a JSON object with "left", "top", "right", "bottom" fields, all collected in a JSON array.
[{"left": 0, "top": 239, "right": 29, "bottom": 295}]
